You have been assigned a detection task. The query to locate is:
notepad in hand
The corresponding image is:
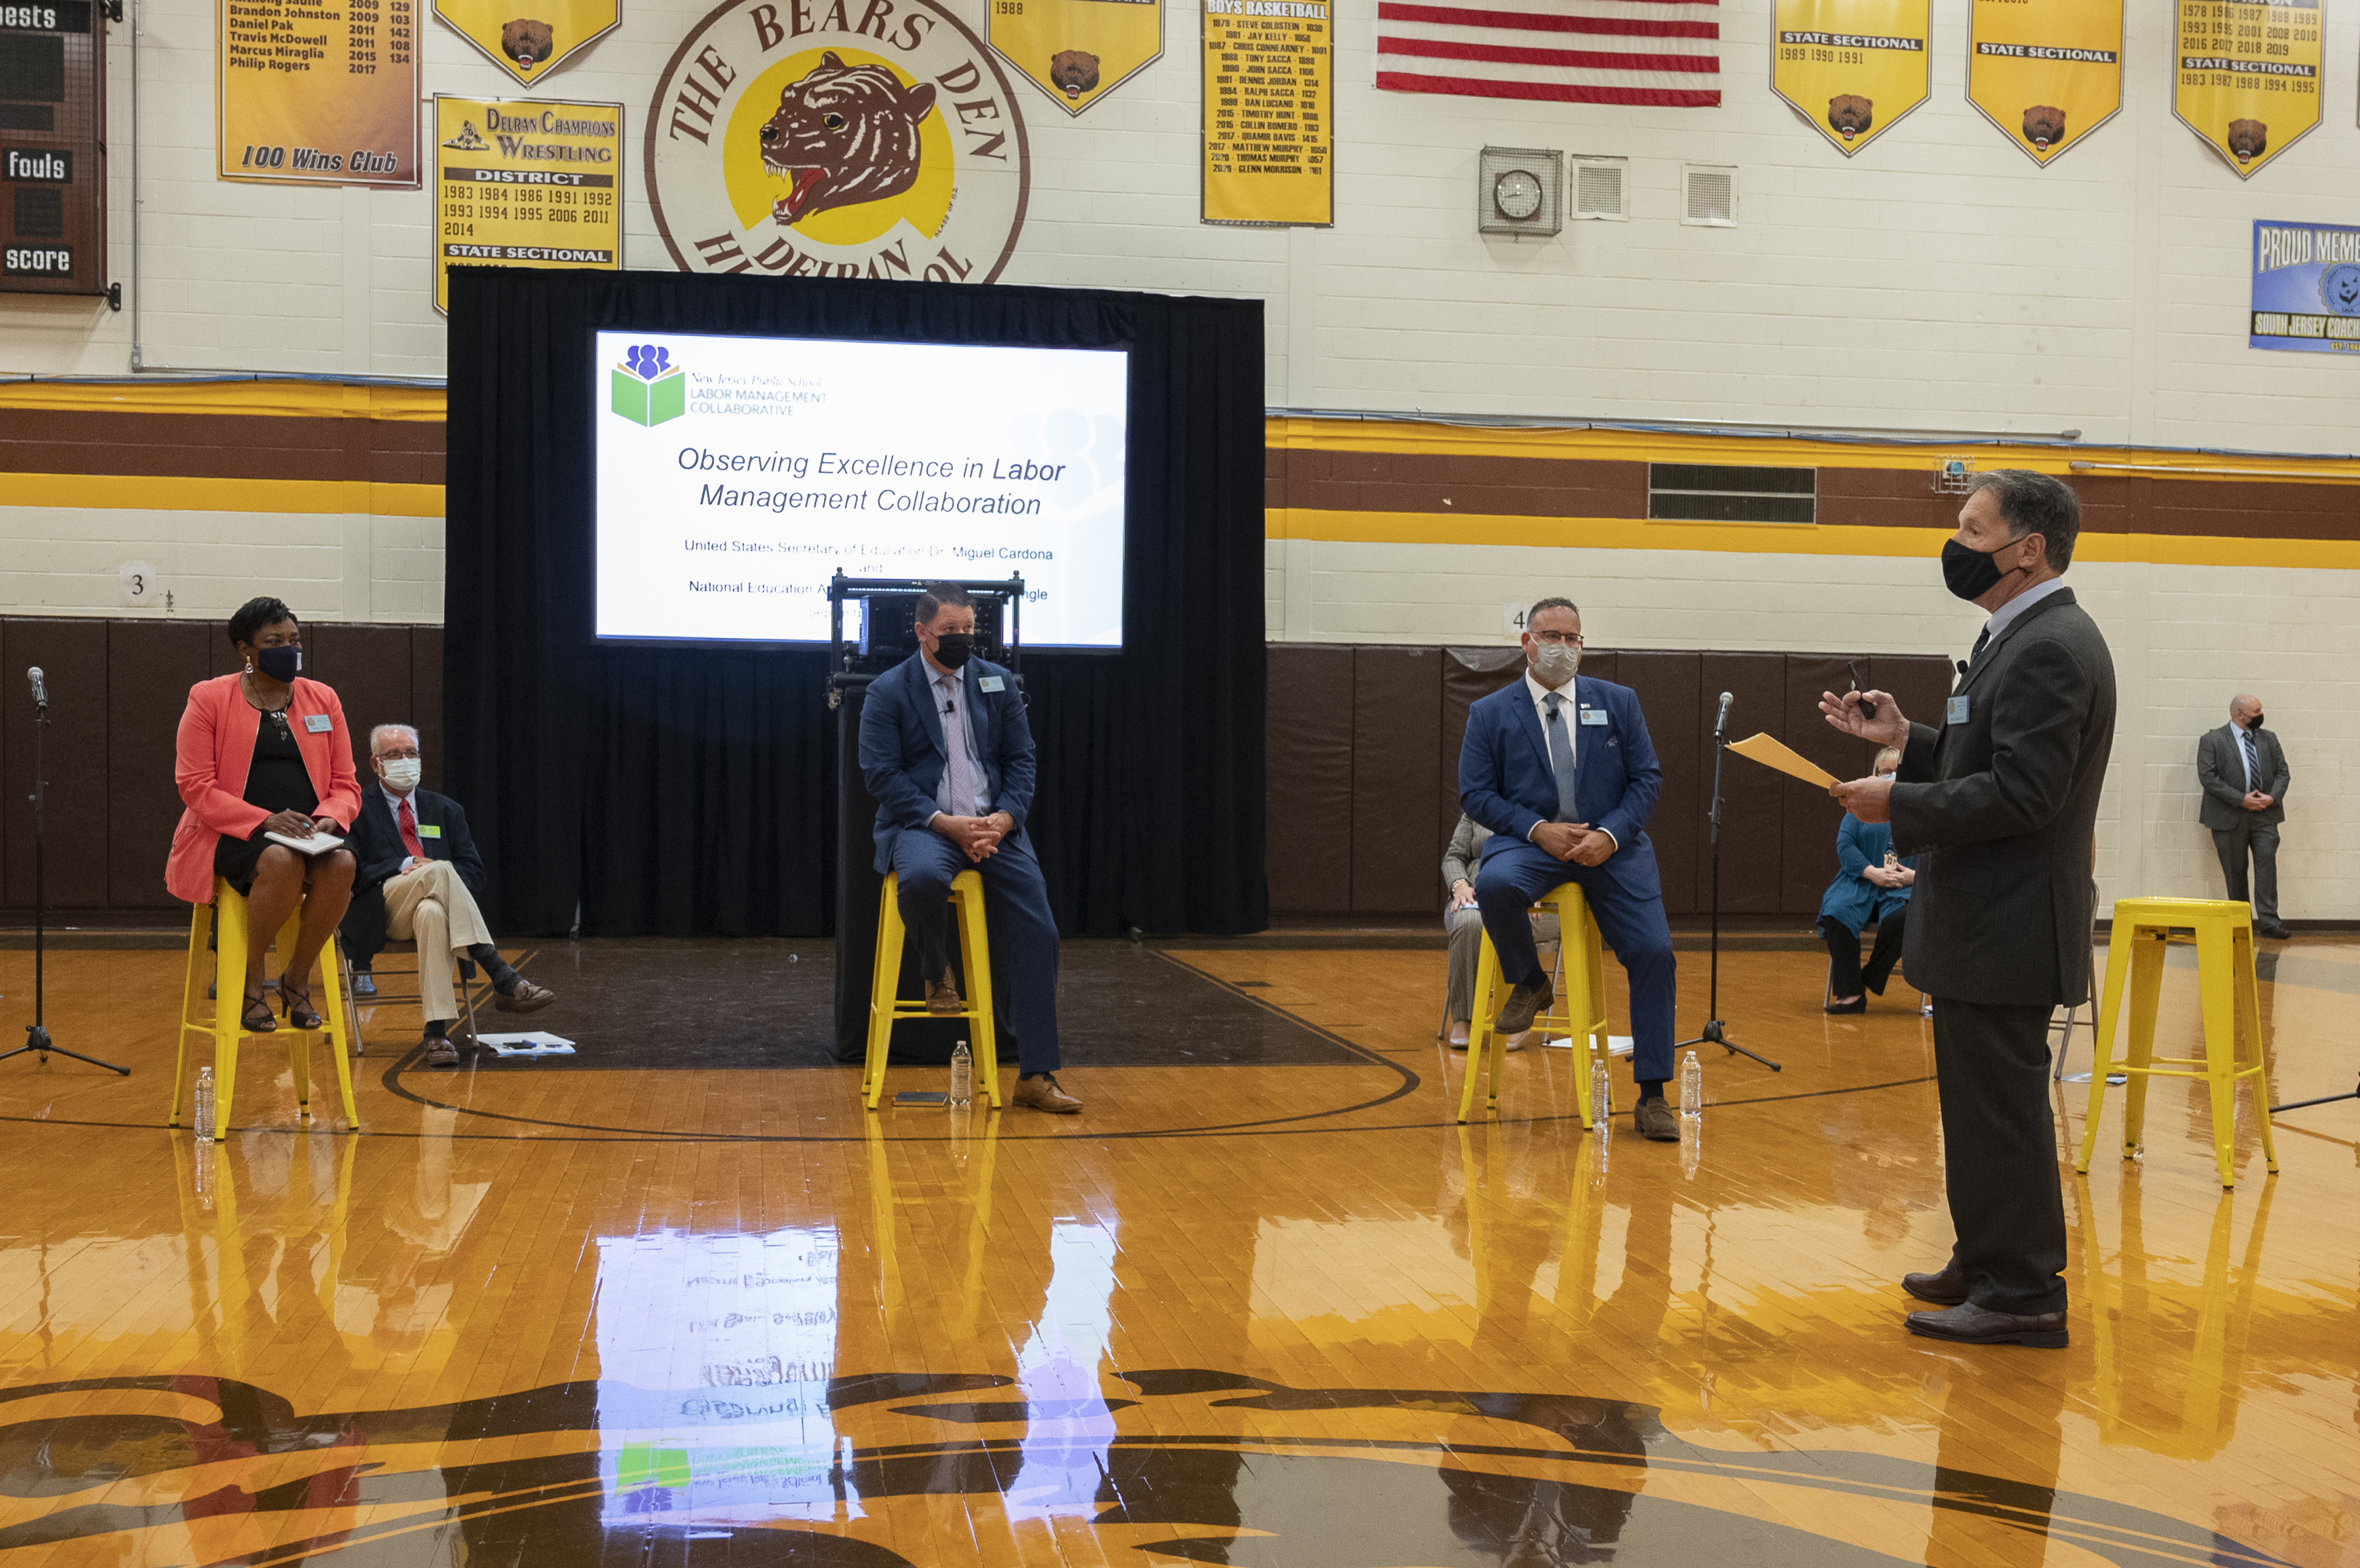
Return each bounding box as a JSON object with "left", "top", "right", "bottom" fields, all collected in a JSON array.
[{"left": 264, "top": 831, "right": 347, "bottom": 856}]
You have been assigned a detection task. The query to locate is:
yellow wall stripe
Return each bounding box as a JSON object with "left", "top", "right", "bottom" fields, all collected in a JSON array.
[
  {"left": 0, "top": 473, "right": 445, "bottom": 517},
  {"left": 1271, "top": 508, "right": 2360, "bottom": 570}
]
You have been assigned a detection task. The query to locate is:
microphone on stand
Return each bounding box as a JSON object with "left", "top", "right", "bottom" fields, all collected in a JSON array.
[
  {"left": 26, "top": 666, "right": 46, "bottom": 709},
  {"left": 1712, "top": 690, "right": 1733, "bottom": 739}
]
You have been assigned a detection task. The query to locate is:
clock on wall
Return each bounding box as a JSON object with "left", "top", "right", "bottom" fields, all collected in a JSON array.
[{"left": 1476, "top": 147, "right": 1562, "bottom": 237}]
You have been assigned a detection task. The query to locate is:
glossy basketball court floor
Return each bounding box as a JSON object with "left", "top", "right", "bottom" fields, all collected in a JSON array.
[{"left": 0, "top": 929, "right": 2353, "bottom": 1567}]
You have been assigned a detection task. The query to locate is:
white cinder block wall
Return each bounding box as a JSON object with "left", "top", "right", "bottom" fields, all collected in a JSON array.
[{"left": 5, "top": 0, "right": 2359, "bottom": 916}]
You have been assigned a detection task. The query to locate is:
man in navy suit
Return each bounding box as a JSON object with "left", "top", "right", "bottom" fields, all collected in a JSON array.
[
  {"left": 858, "top": 583, "right": 1077, "bottom": 1114},
  {"left": 1459, "top": 597, "right": 1681, "bottom": 1141}
]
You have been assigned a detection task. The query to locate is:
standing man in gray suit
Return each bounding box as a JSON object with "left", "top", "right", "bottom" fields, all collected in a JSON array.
[
  {"left": 2198, "top": 696, "right": 2289, "bottom": 939},
  {"left": 1819, "top": 470, "right": 2114, "bottom": 1352}
]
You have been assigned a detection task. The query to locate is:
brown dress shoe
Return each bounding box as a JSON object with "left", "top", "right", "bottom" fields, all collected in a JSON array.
[
  {"left": 423, "top": 1036, "right": 460, "bottom": 1068},
  {"left": 925, "top": 971, "right": 965, "bottom": 1016},
  {"left": 1903, "top": 1263, "right": 1969, "bottom": 1306},
  {"left": 1904, "top": 1301, "right": 2067, "bottom": 1349},
  {"left": 1495, "top": 977, "right": 1555, "bottom": 1036},
  {"left": 1633, "top": 1097, "right": 1681, "bottom": 1141},
  {"left": 1011, "top": 1073, "right": 1082, "bottom": 1113},
  {"left": 494, "top": 979, "right": 557, "bottom": 1013}
]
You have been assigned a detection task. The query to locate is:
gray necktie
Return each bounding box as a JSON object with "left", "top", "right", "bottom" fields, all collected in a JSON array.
[
  {"left": 940, "top": 675, "right": 984, "bottom": 816},
  {"left": 1543, "top": 692, "right": 1578, "bottom": 821},
  {"left": 2241, "top": 728, "right": 2258, "bottom": 787}
]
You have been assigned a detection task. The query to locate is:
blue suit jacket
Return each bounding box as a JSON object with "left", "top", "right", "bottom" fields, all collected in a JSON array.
[
  {"left": 858, "top": 652, "right": 1037, "bottom": 874},
  {"left": 1457, "top": 673, "right": 1664, "bottom": 895}
]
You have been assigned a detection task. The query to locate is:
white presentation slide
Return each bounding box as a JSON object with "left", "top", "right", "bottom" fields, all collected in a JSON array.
[{"left": 593, "top": 328, "right": 1129, "bottom": 647}]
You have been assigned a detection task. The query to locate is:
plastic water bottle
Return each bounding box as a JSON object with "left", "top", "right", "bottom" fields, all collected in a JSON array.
[
  {"left": 1588, "top": 1052, "right": 1611, "bottom": 1128},
  {"left": 949, "top": 1041, "right": 972, "bottom": 1106},
  {"left": 1679, "top": 1049, "right": 1702, "bottom": 1119},
  {"left": 193, "top": 1066, "right": 215, "bottom": 1139},
  {"left": 1679, "top": 1116, "right": 1702, "bottom": 1181}
]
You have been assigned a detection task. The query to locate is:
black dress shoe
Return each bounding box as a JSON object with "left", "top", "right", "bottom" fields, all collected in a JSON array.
[
  {"left": 1903, "top": 1263, "right": 1968, "bottom": 1306},
  {"left": 1824, "top": 996, "right": 1866, "bottom": 1015},
  {"left": 1905, "top": 1301, "right": 2067, "bottom": 1348},
  {"left": 1495, "top": 977, "right": 1554, "bottom": 1035},
  {"left": 2257, "top": 920, "right": 2290, "bottom": 940}
]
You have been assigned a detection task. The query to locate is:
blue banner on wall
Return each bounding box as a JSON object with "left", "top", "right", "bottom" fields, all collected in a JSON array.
[{"left": 2251, "top": 220, "right": 2360, "bottom": 354}]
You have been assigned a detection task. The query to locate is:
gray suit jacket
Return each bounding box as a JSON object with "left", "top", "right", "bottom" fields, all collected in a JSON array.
[
  {"left": 2196, "top": 723, "right": 2288, "bottom": 830},
  {"left": 1442, "top": 813, "right": 1492, "bottom": 894},
  {"left": 1889, "top": 586, "right": 2116, "bottom": 1008}
]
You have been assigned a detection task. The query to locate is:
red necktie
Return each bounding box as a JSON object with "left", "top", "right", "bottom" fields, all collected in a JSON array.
[{"left": 398, "top": 798, "right": 426, "bottom": 861}]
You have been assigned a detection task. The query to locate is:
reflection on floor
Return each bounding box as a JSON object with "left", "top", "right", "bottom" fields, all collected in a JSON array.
[{"left": 0, "top": 936, "right": 2353, "bottom": 1565}]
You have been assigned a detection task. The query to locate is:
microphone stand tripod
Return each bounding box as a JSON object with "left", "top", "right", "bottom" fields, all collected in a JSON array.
[
  {"left": 1, "top": 674, "right": 129, "bottom": 1075},
  {"left": 1677, "top": 699, "right": 1781, "bottom": 1072}
]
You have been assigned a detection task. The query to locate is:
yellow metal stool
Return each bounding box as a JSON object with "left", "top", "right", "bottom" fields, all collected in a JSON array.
[
  {"left": 172, "top": 879, "right": 364, "bottom": 1142},
  {"left": 2076, "top": 896, "right": 2277, "bottom": 1189},
  {"left": 1459, "top": 882, "right": 1613, "bottom": 1128},
  {"left": 864, "top": 869, "right": 1002, "bottom": 1111}
]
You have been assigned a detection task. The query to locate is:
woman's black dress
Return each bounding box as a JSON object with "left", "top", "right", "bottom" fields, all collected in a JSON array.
[{"left": 213, "top": 705, "right": 318, "bottom": 895}]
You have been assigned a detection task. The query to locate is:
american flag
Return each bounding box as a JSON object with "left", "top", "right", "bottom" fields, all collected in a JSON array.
[{"left": 1375, "top": 0, "right": 1721, "bottom": 108}]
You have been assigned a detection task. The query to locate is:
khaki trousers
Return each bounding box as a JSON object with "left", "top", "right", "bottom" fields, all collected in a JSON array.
[{"left": 382, "top": 859, "right": 494, "bottom": 1025}]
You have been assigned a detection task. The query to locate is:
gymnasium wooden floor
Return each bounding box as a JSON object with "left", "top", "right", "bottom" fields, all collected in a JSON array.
[{"left": 0, "top": 931, "right": 2354, "bottom": 1567}]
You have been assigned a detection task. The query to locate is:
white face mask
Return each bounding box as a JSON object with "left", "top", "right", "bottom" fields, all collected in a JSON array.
[
  {"left": 380, "top": 757, "right": 422, "bottom": 791},
  {"left": 1531, "top": 643, "right": 1581, "bottom": 688}
]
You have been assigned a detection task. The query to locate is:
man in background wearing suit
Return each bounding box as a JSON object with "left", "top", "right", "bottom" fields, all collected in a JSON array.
[
  {"left": 2198, "top": 695, "right": 2289, "bottom": 939},
  {"left": 345, "top": 723, "right": 555, "bottom": 1066},
  {"left": 859, "top": 583, "right": 1078, "bottom": 1114},
  {"left": 1823, "top": 470, "right": 2114, "bottom": 1350},
  {"left": 1458, "top": 597, "right": 1680, "bottom": 1142}
]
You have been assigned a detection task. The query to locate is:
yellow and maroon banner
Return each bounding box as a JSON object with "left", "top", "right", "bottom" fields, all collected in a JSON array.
[
  {"left": 1967, "top": 0, "right": 2122, "bottom": 164},
  {"left": 990, "top": 0, "right": 1162, "bottom": 115},
  {"left": 432, "top": 96, "right": 621, "bottom": 314},
  {"left": 217, "top": 0, "right": 418, "bottom": 185},
  {"left": 1201, "top": 0, "right": 1331, "bottom": 224},
  {"left": 1770, "top": 0, "right": 1930, "bottom": 158},
  {"left": 434, "top": 0, "right": 619, "bottom": 86},
  {"left": 2173, "top": 0, "right": 2322, "bottom": 179}
]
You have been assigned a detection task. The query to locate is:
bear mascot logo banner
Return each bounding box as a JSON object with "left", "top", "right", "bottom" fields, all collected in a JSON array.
[
  {"left": 646, "top": 0, "right": 1030, "bottom": 282},
  {"left": 1770, "top": 0, "right": 1930, "bottom": 159},
  {"left": 2171, "top": 0, "right": 2322, "bottom": 181},
  {"left": 1966, "top": 0, "right": 2122, "bottom": 166},
  {"left": 990, "top": 0, "right": 1163, "bottom": 116},
  {"left": 434, "top": 0, "right": 621, "bottom": 86}
]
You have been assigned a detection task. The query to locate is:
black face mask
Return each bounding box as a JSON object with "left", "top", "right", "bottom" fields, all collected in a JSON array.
[
  {"left": 2248, "top": 713, "right": 2264, "bottom": 731},
  {"left": 931, "top": 632, "right": 975, "bottom": 671},
  {"left": 1940, "top": 537, "right": 2012, "bottom": 602},
  {"left": 254, "top": 644, "right": 302, "bottom": 682}
]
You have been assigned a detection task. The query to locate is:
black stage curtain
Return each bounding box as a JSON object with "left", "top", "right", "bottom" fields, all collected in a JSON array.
[{"left": 443, "top": 268, "right": 1267, "bottom": 939}]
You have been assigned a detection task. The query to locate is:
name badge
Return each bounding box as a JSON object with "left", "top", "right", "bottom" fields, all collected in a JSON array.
[
  {"left": 978, "top": 675, "right": 1005, "bottom": 693},
  {"left": 1579, "top": 707, "right": 1609, "bottom": 726},
  {"left": 1946, "top": 695, "right": 1970, "bottom": 726},
  {"left": 303, "top": 713, "right": 332, "bottom": 733},
  {"left": 417, "top": 823, "right": 442, "bottom": 839}
]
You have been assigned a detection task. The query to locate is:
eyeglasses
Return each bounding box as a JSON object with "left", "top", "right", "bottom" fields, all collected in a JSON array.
[
  {"left": 376, "top": 749, "right": 421, "bottom": 762},
  {"left": 1530, "top": 630, "right": 1585, "bottom": 647}
]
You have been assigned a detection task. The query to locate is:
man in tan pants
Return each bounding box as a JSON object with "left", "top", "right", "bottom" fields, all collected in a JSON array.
[{"left": 347, "top": 724, "right": 554, "bottom": 1066}]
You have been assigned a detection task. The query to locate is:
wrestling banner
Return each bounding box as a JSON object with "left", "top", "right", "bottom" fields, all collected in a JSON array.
[
  {"left": 217, "top": 0, "right": 418, "bottom": 185},
  {"left": 2173, "top": 0, "right": 2322, "bottom": 179},
  {"left": 433, "top": 96, "right": 621, "bottom": 314},
  {"left": 1201, "top": 0, "right": 1331, "bottom": 225},
  {"left": 1770, "top": 0, "right": 1930, "bottom": 159},
  {"left": 990, "top": 0, "right": 1162, "bottom": 115},
  {"left": 434, "top": 0, "right": 619, "bottom": 85},
  {"left": 1966, "top": 0, "right": 2123, "bottom": 165}
]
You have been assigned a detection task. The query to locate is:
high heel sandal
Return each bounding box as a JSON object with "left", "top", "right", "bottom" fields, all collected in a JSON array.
[
  {"left": 242, "top": 984, "right": 279, "bottom": 1033},
  {"left": 276, "top": 977, "right": 326, "bottom": 1030}
]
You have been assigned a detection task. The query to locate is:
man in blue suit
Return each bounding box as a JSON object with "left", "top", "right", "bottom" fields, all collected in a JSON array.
[
  {"left": 858, "top": 583, "right": 1079, "bottom": 1113},
  {"left": 1459, "top": 597, "right": 1681, "bottom": 1141}
]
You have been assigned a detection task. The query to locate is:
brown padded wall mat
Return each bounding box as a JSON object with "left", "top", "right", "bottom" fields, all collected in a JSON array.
[
  {"left": 0, "top": 618, "right": 109, "bottom": 910},
  {"left": 1264, "top": 643, "right": 1355, "bottom": 914},
  {"left": 1617, "top": 651, "right": 1700, "bottom": 913},
  {"left": 105, "top": 620, "right": 211, "bottom": 908},
  {"left": 1351, "top": 646, "right": 1442, "bottom": 912},
  {"left": 1699, "top": 652, "right": 1788, "bottom": 914}
]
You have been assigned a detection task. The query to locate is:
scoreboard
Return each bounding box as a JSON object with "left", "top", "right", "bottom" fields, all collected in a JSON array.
[{"left": 0, "top": 0, "right": 104, "bottom": 298}]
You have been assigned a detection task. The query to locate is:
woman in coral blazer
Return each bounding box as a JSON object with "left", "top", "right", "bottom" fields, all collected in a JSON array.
[{"left": 168, "top": 597, "right": 365, "bottom": 1033}]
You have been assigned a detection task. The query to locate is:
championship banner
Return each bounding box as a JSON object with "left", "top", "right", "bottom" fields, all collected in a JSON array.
[
  {"left": 2249, "top": 220, "right": 2360, "bottom": 353},
  {"left": 218, "top": 0, "right": 418, "bottom": 185},
  {"left": 435, "top": 0, "right": 619, "bottom": 85},
  {"left": 1770, "top": 0, "right": 1930, "bottom": 159},
  {"left": 433, "top": 96, "right": 621, "bottom": 315},
  {"left": 1966, "top": 0, "right": 2122, "bottom": 164},
  {"left": 990, "top": 0, "right": 1161, "bottom": 115},
  {"left": 2173, "top": 0, "right": 2321, "bottom": 179},
  {"left": 1201, "top": 0, "right": 1330, "bottom": 225}
]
